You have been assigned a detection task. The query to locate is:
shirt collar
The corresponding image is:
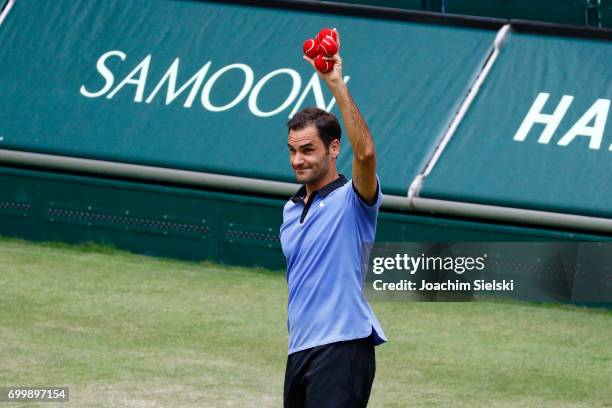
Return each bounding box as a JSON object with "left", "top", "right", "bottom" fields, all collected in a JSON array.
[{"left": 290, "top": 174, "right": 348, "bottom": 203}]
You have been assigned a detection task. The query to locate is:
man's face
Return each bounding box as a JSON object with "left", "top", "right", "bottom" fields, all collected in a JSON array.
[{"left": 287, "top": 125, "right": 338, "bottom": 184}]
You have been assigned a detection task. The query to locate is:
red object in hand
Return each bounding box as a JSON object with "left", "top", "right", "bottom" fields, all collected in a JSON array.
[
  {"left": 303, "top": 38, "right": 320, "bottom": 59},
  {"left": 316, "top": 27, "right": 337, "bottom": 43},
  {"left": 314, "top": 54, "right": 334, "bottom": 73},
  {"left": 319, "top": 37, "right": 338, "bottom": 57}
]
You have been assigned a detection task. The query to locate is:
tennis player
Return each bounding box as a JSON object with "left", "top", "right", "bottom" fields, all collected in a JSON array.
[{"left": 280, "top": 29, "right": 387, "bottom": 407}]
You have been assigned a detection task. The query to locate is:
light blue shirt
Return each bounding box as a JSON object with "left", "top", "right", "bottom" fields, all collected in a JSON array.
[{"left": 280, "top": 174, "right": 387, "bottom": 355}]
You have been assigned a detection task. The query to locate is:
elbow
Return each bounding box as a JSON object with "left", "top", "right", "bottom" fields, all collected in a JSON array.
[{"left": 355, "top": 148, "right": 376, "bottom": 163}]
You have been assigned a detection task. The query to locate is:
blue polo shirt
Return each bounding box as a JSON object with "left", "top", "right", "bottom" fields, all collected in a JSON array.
[{"left": 280, "top": 174, "right": 387, "bottom": 355}]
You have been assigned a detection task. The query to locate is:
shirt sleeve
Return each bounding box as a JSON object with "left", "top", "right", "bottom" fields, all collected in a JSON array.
[{"left": 349, "top": 175, "right": 383, "bottom": 213}]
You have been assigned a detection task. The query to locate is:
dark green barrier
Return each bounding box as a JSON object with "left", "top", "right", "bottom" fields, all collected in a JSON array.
[
  {"left": 319, "top": 0, "right": 441, "bottom": 12},
  {"left": 446, "top": 0, "right": 596, "bottom": 26},
  {"left": 420, "top": 31, "right": 612, "bottom": 218},
  {"left": 603, "top": 0, "right": 612, "bottom": 28},
  {"left": 322, "top": 0, "right": 609, "bottom": 27},
  {"left": 0, "top": 165, "right": 287, "bottom": 269},
  {"left": 0, "top": 0, "right": 498, "bottom": 196},
  {"left": 0, "top": 165, "right": 608, "bottom": 270}
]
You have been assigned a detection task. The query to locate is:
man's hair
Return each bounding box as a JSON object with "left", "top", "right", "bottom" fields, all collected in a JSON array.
[{"left": 287, "top": 107, "right": 341, "bottom": 148}]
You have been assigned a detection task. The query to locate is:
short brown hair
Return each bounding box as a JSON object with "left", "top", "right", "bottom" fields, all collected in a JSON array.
[{"left": 287, "top": 107, "right": 341, "bottom": 148}]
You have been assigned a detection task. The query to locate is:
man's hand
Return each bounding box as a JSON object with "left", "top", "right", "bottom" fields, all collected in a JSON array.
[
  {"left": 302, "top": 29, "right": 378, "bottom": 205},
  {"left": 302, "top": 29, "right": 343, "bottom": 86}
]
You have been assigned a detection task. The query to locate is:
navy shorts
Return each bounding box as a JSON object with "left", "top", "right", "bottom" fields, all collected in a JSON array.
[{"left": 283, "top": 336, "right": 376, "bottom": 408}]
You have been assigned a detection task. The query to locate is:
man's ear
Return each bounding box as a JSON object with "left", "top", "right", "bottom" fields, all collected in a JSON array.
[{"left": 329, "top": 139, "right": 340, "bottom": 159}]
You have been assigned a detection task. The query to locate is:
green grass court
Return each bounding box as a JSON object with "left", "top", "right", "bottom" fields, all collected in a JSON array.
[{"left": 1, "top": 237, "right": 611, "bottom": 407}]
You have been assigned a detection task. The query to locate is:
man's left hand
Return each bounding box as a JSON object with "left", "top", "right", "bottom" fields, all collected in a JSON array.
[{"left": 303, "top": 28, "right": 343, "bottom": 86}]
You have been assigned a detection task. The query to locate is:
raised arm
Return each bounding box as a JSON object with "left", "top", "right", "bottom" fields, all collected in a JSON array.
[{"left": 303, "top": 29, "right": 378, "bottom": 204}]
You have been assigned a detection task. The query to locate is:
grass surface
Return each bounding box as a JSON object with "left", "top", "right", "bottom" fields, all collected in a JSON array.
[{"left": 1, "top": 237, "right": 611, "bottom": 407}]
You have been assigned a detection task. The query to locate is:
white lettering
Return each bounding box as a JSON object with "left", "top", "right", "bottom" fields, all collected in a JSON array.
[
  {"left": 558, "top": 99, "right": 610, "bottom": 150},
  {"left": 248, "top": 69, "right": 301, "bottom": 117},
  {"left": 106, "top": 54, "right": 152, "bottom": 102},
  {"left": 80, "top": 51, "right": 359, "bottom": 119},
  {"left": 146, "top": 59, "right": 211, "bottom": 107},
  {"left": 514, "top": 93, "right": 574, "bottom": 144},
  {"left": 201, "top": 63, "right": 254, "bottom": 112},
  {"left": 79, "top": 50, "right": 126, "bottom": 98},
  {"left": 409, "top": 256, "right": 421, "bottom": 274},
  {"left": 372, "top": 257, "right": 384, "bottom": 275}
]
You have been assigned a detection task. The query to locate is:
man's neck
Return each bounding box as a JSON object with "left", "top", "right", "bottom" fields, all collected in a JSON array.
[{"left": 305, "top": 171, "right": 340, "bottom": 202}]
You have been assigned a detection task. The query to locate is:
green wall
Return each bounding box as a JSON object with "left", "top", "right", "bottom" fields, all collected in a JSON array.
[
  {"left": 0, "top": 166, "right": 608, "bottom": 273},
  {"left": 327, "top": 0, "right": 612, "bottom": 27}
]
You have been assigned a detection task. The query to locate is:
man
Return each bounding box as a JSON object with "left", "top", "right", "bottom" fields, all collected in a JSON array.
[{"left": 280, "top": 29, "right": 387, "bottom": 407}]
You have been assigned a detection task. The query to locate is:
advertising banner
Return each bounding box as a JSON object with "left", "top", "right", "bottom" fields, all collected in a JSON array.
[
  {"left": 0, "top": 0, "right": 496, "bottom": 195},
  {"left": 420, "top": 31, "right": 612, "bottom": 217}
]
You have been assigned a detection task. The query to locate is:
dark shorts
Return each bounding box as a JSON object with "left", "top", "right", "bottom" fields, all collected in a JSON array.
[{"left": 283, "top": 336, "right": 376, "bottom": 408}]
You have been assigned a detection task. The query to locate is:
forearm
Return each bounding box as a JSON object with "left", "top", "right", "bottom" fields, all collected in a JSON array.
[
  {"left": 303, "top": 29, "right": 378, "bottom": 202},
  {"left": 327, "top": 80, "right": 376, "bottom": 162}
]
